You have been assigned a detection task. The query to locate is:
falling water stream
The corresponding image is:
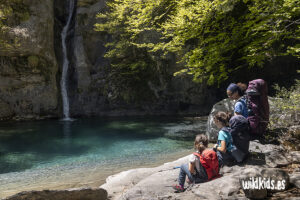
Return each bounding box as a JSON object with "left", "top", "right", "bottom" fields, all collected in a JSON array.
[{"left": 60, "top": 0, "right": 75, "bottom": 120}]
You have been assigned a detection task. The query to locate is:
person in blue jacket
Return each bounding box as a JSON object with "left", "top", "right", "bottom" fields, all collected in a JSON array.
[
  {"left": 213, "top": 111, "right": 235, "bottom": 166},
  {"left": 226, "top": 83, "right": 248, "bottom": 118}
]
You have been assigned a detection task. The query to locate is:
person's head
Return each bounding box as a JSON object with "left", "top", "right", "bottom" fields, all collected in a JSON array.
[
  {"left": 213, "top": 111, "right": 231, "bottom": 128},
  {"left": 194, "top": 134, "right": 208, "bottom": 153},
  {"left": 226, "top": 83, "right": 247, "bottom": 100}
]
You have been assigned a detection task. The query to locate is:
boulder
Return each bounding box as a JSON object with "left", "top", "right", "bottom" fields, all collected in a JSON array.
[
  {"left": 260, "top": 168, "right": 290, "bottom": 192},
  {"left": 206, "top": 97, "right": 277, "bottom": 142},
  {"left": 265, "top": 150, "right": 290, "bottom": 168},
  {"left": 205, "top": 98, "right": 235, "bottom": 141},
  {"left": 4, "top": 188, "right": 107, "bottom": 200},
  {"left": 239, "top": 167, "right": 268, "bottom": 200}
]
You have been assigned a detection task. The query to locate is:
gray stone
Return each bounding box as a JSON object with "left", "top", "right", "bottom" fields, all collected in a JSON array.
[
  {"left": 265, "top": 150, "right": 290, "bottom": 168},
  {"left": 4, "top": 188, "right": 107, "bottom": 200},
  {"left": 261, "top": 168, "right": 290, "bottom": 192},
  {"left": 239, "top": 167, "right": 268, "bottom": 199},
  {"left": 249, "top": 141, "right": 282, "bottom": 154},
  {"left": 290, "top": 151, "right": 300, "bottom": 163},
  {"left": 290, "top": 172, "right": 300, "bottom": 189}
]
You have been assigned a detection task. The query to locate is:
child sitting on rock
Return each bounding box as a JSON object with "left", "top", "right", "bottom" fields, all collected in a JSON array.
[
  {"left": 214, "top": 111, "right": 245, "bottom": 165},
  {"left": 173, "top": 134, "right": 220, "bottom": 193}
]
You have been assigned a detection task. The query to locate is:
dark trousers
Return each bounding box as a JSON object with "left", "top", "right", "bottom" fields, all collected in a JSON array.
[{"left": 178, "top": 163, "right": 208, "bottom": 187}]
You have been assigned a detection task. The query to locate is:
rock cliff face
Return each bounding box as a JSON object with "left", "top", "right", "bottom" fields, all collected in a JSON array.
[
  {"left": 0, "top": 0, "right": 58, "bottom": 120},
  {"left": 69, "top": 0, "right": 219, "bottom": 117},
  {"left": 0, "top": 0, "right": 219, "bottom": 121}
]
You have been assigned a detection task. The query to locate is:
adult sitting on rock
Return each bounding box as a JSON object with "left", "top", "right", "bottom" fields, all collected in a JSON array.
[{"left": 226, "top": 83, "right": 248, "bottom": 118}]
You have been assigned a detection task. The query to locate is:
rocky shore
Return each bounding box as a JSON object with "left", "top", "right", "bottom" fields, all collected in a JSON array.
[
  {"left": 5, "top": 140, "right": 300, "bottom": 200},
  {"left": 99, "top": 140, "right": 300, "bottom": 200}
]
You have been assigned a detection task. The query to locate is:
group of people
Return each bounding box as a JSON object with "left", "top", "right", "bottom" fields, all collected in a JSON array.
[{"left": 173, "top": 81, "right": 266, "bottom": 193}]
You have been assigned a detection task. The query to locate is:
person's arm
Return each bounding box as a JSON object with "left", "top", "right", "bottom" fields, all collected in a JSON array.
[
  {"left": 217, "top": 140, "right": 226, "bottom": 153},
  {"left": 189, "top": 162, "right": 195, "bottom": 174}
]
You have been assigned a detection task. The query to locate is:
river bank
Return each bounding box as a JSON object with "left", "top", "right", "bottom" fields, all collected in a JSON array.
[{"left": 100, "top": 141, "right": 300, "bottom": 200}]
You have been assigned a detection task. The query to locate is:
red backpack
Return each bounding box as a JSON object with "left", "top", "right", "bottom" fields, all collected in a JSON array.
[{"left": 193, "top": 149, "right": 220, "bottom": 181}]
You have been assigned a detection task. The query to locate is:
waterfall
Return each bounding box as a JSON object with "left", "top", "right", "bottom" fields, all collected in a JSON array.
[{"left": 60, "top": 0, "right": 75, "bottom": 120}]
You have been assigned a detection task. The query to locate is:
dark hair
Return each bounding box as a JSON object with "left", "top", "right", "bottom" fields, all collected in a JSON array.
[
  {"left": 236, "top": 82, "right": 247, "bottom": 96},
  {"left": 194, "top": 134, "right": 208, "bottom": 153},
  {"left": 227, "top": 82, "right": 247, "bottom": 96},
  {"left": 213, "top": 111, "right": 232, "bottom": 126}
]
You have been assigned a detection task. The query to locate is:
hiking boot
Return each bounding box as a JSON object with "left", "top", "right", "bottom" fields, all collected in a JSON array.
[{"left": 172, "top": 184, "right": 185, "bottom": 193}]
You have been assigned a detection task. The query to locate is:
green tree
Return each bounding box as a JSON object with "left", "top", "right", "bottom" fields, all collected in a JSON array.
[{"left": 95, "top": 0, "right": 300, "bottom": 90}]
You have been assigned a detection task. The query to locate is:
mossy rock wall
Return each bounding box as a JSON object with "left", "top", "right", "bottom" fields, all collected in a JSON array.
[{"left": 0, "top": 0, "right": 58, "bottom": 120}]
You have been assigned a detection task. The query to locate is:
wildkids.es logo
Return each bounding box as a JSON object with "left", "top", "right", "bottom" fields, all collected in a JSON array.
[{"left": 241, "top": 177, "right": 286, "bottom": 190}]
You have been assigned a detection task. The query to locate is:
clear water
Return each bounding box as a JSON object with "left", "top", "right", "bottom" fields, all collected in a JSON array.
[
  {"left": 0, "top": 117, "right": 206, "bottom": 174},
  {"left": 0, "top": 117, "right": 207, "bottom": 198}
]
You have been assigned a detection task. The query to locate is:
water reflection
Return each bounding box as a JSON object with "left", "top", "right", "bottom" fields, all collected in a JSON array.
[{"left": 0, "top": 117, "right": 201, "bottom": 174}]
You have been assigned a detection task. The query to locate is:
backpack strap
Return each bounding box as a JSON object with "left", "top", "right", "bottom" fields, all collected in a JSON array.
[
  {"left": 236, "top": 96, "right": 247, "bottom": 108},
  {"left": 192, "top": 152, "right": 203, "bottom": 175},
  {"left": 193, "top": 152, "right": 202, "bottom": 158},
  {"left": 221, "top": 127, "right": 230, "bottom": 133}
]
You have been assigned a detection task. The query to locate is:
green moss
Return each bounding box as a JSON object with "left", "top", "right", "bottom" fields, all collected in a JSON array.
[
  {"left": 27, "top": 55, "right": 39, "bottom": 68},
  {"left": 0, "top": 0, "right": 30, "bottom": 26},
  {"left": 77, "top": 0, "right": 98, "bottom": 7}
]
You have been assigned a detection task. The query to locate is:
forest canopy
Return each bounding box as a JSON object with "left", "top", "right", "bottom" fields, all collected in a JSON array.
[{"left": 95, "top": 0, "right": 299, "bottom": 99}]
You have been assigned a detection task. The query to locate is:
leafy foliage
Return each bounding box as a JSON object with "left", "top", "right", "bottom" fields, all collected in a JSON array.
[
  {"left": 269, "top": 73, "right": 300, "bottom": 130},
  {"left": 95, "top": 0, "right": 300, "bottom": 98},
  {"left": 95, "top": 0, "right": 176, "bottom": 102}
]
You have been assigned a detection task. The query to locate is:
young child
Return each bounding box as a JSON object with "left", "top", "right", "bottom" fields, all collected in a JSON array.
[
  {"left": 173, "top": 134, "right": 219, "bottom": 192},
  {"left": 213, "top": 111, "right": 235, "bottom": 165}
]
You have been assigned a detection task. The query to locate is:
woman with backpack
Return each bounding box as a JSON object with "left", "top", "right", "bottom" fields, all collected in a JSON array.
[
  {"left": 226, "top": 83, "right": 248, "bottom": 118},
  {"left": 173, "top": 134, "right": 220, "bottom": 193},
  {"left": 227, "top": 79, "right": 270, "bottom": 137}
]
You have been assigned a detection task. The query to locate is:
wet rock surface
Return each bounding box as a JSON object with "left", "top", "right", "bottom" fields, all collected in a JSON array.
[{"left": 4, "top": 188, "right": 107, "bottom": 200}]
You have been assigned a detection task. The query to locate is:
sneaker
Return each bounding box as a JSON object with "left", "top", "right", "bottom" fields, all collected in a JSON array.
[{"left": 172, "top": 184, "right": 185, "bottom": 193}]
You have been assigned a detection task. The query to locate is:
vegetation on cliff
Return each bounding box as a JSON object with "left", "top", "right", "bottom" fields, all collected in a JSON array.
[
  {"left": 0, "top": 0, "right": 30, "bottom": 50},
  {"left": 95, "top": 0, "right": 299, "bottom": 101},
  {"left": 269, "top": 75, "right": 300, "bottom": 150}
]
